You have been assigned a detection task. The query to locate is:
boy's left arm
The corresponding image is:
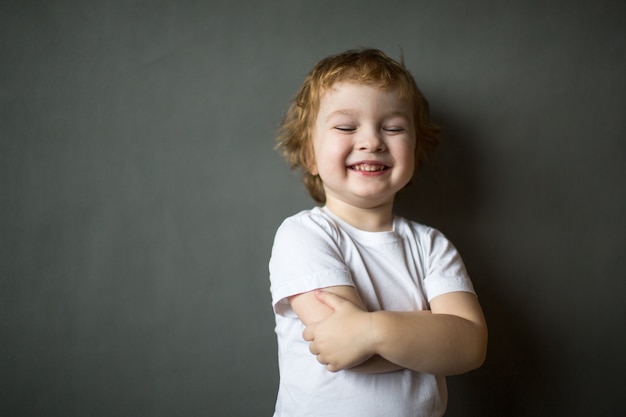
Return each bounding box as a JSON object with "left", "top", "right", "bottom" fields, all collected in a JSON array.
[{"left": 303, "top": 290, "right": 487, "bottom": 376}]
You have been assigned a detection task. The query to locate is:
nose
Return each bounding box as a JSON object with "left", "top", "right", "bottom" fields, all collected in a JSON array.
[{"left": 356, "top": 129, "right": 386, "bottom": 152}]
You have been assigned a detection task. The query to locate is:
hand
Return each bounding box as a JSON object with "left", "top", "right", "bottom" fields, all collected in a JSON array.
[{"left": 302, "top": 290, "right": 376, "bottom": 372}]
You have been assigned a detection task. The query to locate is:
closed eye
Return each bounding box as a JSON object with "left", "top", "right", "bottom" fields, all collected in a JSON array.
[
  {"left": 383, "top": 127, "right": 405, "bottom": 133},
  {"left": 334, "top": 126, "right": 356, "bottom": 132}
]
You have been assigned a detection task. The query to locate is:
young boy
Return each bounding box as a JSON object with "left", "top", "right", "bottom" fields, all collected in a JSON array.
[{"left": 269, "top": 48, "right": 487, "bottom": 417}]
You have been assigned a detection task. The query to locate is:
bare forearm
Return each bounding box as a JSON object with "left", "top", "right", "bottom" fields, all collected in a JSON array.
[
  {"left": 298, "top": 290, "right": 487, "bottom": 375},
  {"left": 349, "top": 354, "right": 403, "bottom": 374},
  {"left": 371, "top": 310, "right": 487, "bottom": 376},
  {"left": 349, "top": 310, "right": 432, "bottom": 374}
]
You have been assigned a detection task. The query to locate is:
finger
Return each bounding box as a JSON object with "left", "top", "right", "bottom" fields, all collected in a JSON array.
[
  {"left": 326, "top": 363, "right": 339, "bottom": 373},
  {"left": 314, "top": 290, "right": 346, "bottom": 310},
  {"left": 309, "top": 342, "right": 318, "bottom": 356},
  {"left": 302, "top": 324, "right": 315, "bottom": 342}
]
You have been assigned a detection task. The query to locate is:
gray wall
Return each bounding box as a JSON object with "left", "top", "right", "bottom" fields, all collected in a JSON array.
[{"left": 2, "top": 1, "right": 625, "bottom": 416}]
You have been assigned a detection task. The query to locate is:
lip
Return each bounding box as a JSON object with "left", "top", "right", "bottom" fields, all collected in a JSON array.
[{"left": 347, "top": 160, "right": 391, "bottom": 175}]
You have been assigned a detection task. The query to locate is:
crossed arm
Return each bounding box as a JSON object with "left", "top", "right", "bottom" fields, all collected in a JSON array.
[{"left": 289, "top": 285, "right": 487, "bottom": 376}]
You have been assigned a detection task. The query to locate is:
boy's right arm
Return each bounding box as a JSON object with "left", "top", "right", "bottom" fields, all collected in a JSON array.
[{"left": 290, "top": 286, "right": 405, "bottom": 374}]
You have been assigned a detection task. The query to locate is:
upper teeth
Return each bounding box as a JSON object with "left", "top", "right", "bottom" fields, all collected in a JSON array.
[{"left": 352, "top": 164, "right": 385, "bottom": 172}]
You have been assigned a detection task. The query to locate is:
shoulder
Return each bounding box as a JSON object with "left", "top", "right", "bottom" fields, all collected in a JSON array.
[
  {"left": 270, "top": 208, "right": 347, "bottom": 264},
  {"left": 275, "top": 207, "right": 343, "bottom": 243},
  {"left": 394, "top": 216, "right": 461, "bottom": 259},
  {"left": 394, "top": 215, "right": 440, "bottom": 242}
]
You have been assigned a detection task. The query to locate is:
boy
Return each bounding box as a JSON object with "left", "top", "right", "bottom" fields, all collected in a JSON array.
[{"left": 269, "top": 48, "right": 487, "bottom": 417}]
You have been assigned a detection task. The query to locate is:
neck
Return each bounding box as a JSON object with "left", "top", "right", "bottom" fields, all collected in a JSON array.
[{"left": 324, "top": 199, "right": 395, "bottom": 232}]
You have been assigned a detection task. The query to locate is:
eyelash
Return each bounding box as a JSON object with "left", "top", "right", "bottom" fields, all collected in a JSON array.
[{"left": 334, "top": 126, "right": 405, "bottom": 133}]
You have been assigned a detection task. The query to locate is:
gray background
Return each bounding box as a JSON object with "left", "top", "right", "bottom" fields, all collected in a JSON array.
[{"left": 2, "top": 1, "right": 625, "bottom": 416}]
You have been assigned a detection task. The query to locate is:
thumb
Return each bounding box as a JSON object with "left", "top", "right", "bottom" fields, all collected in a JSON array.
[{"left": 314, "top": 290, "right": 346, "bottom": 310}]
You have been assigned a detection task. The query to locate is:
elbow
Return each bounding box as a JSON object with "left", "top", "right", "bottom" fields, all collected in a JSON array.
[
  {"left": 468, "top": 342, "right": 487, "bottom": 372},
  {"left": 444, "top": 322, "right": 487, "bottom": 376},
  {"left": 464, "top": 322, "right": 489, "bottom": 372},
  {"left": 428, "top": 323, "right": 488, "bottom": 377}
]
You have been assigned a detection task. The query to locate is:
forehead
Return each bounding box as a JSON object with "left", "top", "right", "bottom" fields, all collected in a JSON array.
[{"left": 317, "top": 82, "right": 412, "bottom": 118}]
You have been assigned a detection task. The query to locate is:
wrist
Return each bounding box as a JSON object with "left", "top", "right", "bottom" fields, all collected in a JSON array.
[{"left": 369, "top": 310, "right": 385, "bottom": 355}]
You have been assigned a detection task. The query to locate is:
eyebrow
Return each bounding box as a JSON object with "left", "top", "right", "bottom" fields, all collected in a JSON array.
[
  {"left": 325, "top": 109, "right": 410, "bottom": 122},
  {"left": 325, "top": 109, "right": 358, "bottom": 121}
]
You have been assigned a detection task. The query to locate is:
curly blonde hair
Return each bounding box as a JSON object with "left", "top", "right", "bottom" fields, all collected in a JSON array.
[{"left": 276, "top": 48, "right": 439, "bottom": 204}]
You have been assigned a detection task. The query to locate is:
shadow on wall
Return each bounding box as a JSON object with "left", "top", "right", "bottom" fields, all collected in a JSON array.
[{"left": 395, "top": 111, "right": 554, "bottom": 417}]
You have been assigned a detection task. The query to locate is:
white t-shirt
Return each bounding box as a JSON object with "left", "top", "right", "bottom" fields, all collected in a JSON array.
[{"left": 269, "top": 207, "right": 476, "bottom": 417}]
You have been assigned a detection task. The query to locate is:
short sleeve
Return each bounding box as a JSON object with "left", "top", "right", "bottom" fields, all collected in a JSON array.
[
  {"left": 269, "top": 212, "right": 355, "bottom": 317},
  {"left": 421, "top": 227, "right": 476, "bottom": 301}
]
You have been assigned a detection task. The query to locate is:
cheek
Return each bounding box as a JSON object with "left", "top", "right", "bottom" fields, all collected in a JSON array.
[
  {"left": 315, "top": 139, "right": 349, "bottom": 165},
  {"left": 314, "top": 150, "right": 338, "bottom": 175},
  {"left": 393, "top": 141, "right": 415, "bottom": 164}
]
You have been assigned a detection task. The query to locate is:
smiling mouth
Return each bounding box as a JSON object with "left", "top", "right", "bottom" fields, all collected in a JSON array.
[{"left": 349, "top": 163, "right": 389, "bottom": 172}]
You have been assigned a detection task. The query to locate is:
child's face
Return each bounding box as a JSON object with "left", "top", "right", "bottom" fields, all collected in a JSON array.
[{"left": 310, "top": 82, "right": 416, "bottom": 210}]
